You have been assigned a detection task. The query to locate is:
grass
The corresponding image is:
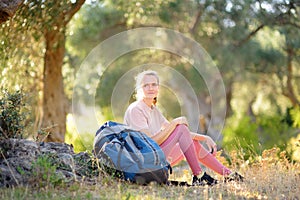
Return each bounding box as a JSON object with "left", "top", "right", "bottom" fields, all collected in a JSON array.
[{"left": 1, "top": 147, "right": 299, "bottom": 200}]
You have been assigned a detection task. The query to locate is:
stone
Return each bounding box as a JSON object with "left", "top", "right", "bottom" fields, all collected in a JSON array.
[{"left": 0, "top": 138, "right": 98, "bottom": 187}]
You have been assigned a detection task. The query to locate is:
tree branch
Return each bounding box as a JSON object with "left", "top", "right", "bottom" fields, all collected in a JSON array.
[
  {"left": 62, "top": 0, "right": 86, "bottom": 26},
  {"left": 235, "top": 1, "right": 300, "bottom": 48},
  {"left": 190, "top": 2, "right": 203, "bottom": 35},
  {"left": 235, "top": 24, "right": 265, "bottom": 47}
]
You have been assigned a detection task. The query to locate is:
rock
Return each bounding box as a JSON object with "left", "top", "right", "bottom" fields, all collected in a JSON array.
[
  {"left": 0, "top": 139, "right": 39, "bottom": 158},
  {"left": 39, "top": 142, "right": 74, "bottom": 155},
  {"left": 0, "top": 138, "right": 98, "bottom": 188},
  {"left": 0, "top": 164, "right": 22, "bottom": 187}
]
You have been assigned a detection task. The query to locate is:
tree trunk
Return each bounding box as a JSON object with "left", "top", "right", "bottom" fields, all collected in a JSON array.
[
  {"left": 284, "top": 47, "right": 300, "bottom": 107},
  {"left": 0, "top": 0, "right": 23, "bottom": 24},
  {"left": 42, "top": 29, "right": 67, "bottom": 142},
  {"left": 40, "top": 0, "right": 85, "bottom": 142},
  {"left": 225, "top": 81, "right": 233, "bottom": 117}
]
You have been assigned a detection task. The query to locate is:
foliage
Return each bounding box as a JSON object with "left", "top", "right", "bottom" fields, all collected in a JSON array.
[
  {"left": 65, "top": 114, "right": 94, "bottom": 153},
  {"left": 0, "top": 90, "right": 28, "bottom": 140},
  {"left": 223, "top": 112, "right": 298, "bottom": 161},
  {"left": 223, "top": 115, "right": 260, "bottom": 160},
  {"left": 65, "top": 131, "right": 94, "bottom": 153},
  {"left": 256, "top": 114, "right": 292, "bottom": 148},
  {"left": 0, "top": 18, "right": 43, "bottom": 136},
  {"left": 67, "top": 1, "right": 122, "bottom": 59},
  {"left": 2, "top": 0, "right": 87, "bottom": 140},
  {"left": 290, "top": 106, "right": 300, "bottom": 128},
  {"left": 29, "top": 155, "right": 63, "bottom": 188}
]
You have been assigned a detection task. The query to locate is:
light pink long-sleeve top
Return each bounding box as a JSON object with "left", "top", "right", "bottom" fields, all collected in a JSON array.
[{"left": 124, "top": 100, "right": 168, "bottom": 136}]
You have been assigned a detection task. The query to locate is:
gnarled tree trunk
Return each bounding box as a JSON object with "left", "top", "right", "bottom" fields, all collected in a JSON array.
[
  {"left": 0, "top": 0, "right": 23, "bottom": 24},
  {"left": 41, "top": 0, "right": 85, "bottom": 142},
  {"left": 42, "top": 29, "right": 67, "bottom": 142}
]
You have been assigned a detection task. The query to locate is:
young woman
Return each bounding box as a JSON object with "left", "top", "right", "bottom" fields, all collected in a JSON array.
[{"left": 124, "top": 70, "right": 243, "bottom": 186}]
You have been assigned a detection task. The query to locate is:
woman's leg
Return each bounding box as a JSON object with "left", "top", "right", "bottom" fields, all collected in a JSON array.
[
  {"left": 165, "top": 144, "right": 185, "bottom": 166},
  {"left": 160, "top": 124, "right": 202, "bottom": 175},
  {"left": 193, "top": 140, "right": 231, "bottom": 176}
]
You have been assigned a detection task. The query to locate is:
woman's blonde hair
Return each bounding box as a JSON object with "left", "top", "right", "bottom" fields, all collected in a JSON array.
[{"left": 135, "top": 70, "right": 160, "bottom": 103}]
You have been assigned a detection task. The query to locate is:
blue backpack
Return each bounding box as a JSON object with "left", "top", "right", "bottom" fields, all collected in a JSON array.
[{"left": 93, "top": 121, "right": 171, "bottom": 185}]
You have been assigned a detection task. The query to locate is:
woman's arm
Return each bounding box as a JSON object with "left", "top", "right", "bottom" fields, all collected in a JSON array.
[
  {"left": 141, "top": 117, "right": 188, "bottom": 145},
  {"left": 191, "top": 132, "right": 217, "bottom": 155},
  {"left": 190, "top": 132, "right": 208, "bottom": 141}
]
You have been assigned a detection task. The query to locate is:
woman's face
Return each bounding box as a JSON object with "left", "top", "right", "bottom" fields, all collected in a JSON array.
[{"left": 141, "top": 75, "right": 159, "bottom": 100}]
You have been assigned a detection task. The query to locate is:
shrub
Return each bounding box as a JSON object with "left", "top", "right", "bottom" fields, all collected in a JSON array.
[
  {"left": 290, "top": 106, "right": 300, "bottom": 128},
  {"left": 0, "top": 90, "right": 27, "bottom": 140},
  {"left": 223, "top": 112, "right": 298, "bottom": 162},
  {"left": 29, "top": 154, "right": 63, "bottom": 188},
  {"left": 223, "top": 114, "right": 260, "bottom": 161}
]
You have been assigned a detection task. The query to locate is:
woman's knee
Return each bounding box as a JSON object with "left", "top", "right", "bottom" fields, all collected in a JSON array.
[{"left": 174, "top": 124, "right": 190, "bottom": 135}]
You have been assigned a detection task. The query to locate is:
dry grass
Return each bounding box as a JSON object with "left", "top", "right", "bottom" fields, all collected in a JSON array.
[{"left": 1, "top": 147, "right": 299, "bottom": 200}]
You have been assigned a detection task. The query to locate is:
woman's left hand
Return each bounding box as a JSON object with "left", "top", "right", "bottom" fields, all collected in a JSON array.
[
  {"left": 172, "top": 117, "right": 189, "bottom": 126},
  {"left": 204, "top": 136, "right": 217, "bottom": 156}
]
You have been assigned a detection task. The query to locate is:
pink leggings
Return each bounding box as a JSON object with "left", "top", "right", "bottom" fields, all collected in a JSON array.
[{"left": 160, "top": 124, "right": 231, "bottom": 176}]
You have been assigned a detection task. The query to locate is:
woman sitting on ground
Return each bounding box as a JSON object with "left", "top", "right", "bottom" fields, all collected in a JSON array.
[{"left": 124, "top": 70, "right": 243, "bottom": 186}]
